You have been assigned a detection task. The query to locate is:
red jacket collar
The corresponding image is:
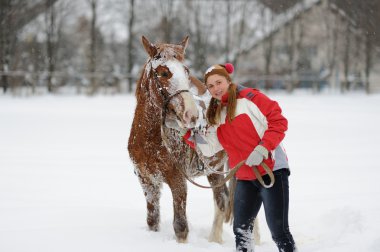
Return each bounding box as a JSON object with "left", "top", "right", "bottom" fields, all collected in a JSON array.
[{"left": 221, "top": 92, "right": 229, "bottom": 105}]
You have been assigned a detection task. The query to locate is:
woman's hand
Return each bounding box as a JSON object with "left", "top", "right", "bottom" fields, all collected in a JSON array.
[{"left": 245, "top": 145, "right": 268, "bottom": 167}]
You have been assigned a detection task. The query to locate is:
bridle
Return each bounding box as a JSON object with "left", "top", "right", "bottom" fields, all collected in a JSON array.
[
  {"left": 149, "top": 61, "right": 192, "bottom": 151},
  {"left": 155, "top": 74, "right": 190, "bottom": 127}
]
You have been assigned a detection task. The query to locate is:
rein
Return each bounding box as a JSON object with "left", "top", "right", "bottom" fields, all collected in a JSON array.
[{"left": 179, "top": 159, "right": 275, "bottom": 189}]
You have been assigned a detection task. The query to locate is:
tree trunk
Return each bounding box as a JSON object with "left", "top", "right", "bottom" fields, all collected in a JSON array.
[
  {"left": 89, "top": 0, "right": 97, "bottom": 95},
  {"left": 285, "top": 22, "right": 296, "bottom": 92},
  {"left": 127, "top": 0, "right": 135, "bottom": 93},
  {"left": 342, "top": 23, "right": 351, "bottom": 93},
  {"left": 264, "top": 33, "right": 273, "bottom": 91},
  {"left": 45, "top": 0, "right": 55, "bottom": 93},
  {"left": 232, "top": 2, "right": 247, "bottom": 68},
  {"left": 6, "top": 0, "right": 59, "bottom": 32},
  {"left": 0, "top": 0, "right": 11, "bottom": 93},
  {"left": 192, "top": 2, "right": 207, "bottom": 73},
  {"left": 225, "top": 0, "right": 231, "bottom": 62},
  {"left": 365, "top": 31, "right": 372, "bottom": 94},
  {"left": 159, "top": 0, "right": 174, "bottom": 43}
]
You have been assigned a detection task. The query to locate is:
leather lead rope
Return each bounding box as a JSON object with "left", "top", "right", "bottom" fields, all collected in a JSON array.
[
  {"left": 252, "top": 162, "right": 275, "bottom": 188},
  {"left": 180, "top": 160, "right": 275, "bottom": 189}
]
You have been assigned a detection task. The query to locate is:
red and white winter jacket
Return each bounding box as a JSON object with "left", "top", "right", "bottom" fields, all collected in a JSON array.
[{"left": 185, "top": 85, "right": 289, "bottom": 180}]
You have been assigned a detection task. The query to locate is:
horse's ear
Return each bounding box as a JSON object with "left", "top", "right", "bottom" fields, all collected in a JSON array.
[
  {"left": 190, "top": 75, "right": 207, "bottom": 95},
  {"left": 142, "top": 36, "right": 157, "bottom": 58},
  {"left": 179, "top": 36, "right": 189, "bottom": 52}
]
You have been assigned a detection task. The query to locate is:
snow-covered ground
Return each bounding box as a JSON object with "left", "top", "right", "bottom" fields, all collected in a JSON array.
[{"left": 1, "top": 92, "right": 380, "bottom": 252}]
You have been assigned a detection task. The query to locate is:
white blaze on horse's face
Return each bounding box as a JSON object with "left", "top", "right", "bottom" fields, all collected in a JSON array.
[{"left": 163, "top": 60, "right": 199, "bottom": 128}]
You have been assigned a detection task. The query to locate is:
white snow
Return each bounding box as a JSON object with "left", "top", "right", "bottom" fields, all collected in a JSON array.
[
  {"left": 164, "top": 60, "right": 190, "bottom": 93},
  {"left": 1, "top": 92, "right": 380, "bottom": 252}
]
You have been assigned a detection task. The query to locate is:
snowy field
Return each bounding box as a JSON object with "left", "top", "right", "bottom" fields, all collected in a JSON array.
[{"left": 1, "top": 92, "right": 380, "bottom": 252}]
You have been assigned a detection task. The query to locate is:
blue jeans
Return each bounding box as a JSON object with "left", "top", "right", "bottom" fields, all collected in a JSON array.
[{"left": 233, "top": 169, "right": 296, "bottom": 252}]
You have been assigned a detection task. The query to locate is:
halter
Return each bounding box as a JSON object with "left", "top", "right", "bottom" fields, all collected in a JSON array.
[
  {"left": 150, "top": 62, "right": 190, "bottom": 112},
  {"left": 148, "top": 60, "right": 193, "bottom": 153}
]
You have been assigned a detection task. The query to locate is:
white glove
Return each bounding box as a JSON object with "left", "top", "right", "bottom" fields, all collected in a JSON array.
[
  {"left": 245, "top": 145, "right": 269, "bottom": 167},
  {"left": 193, "top": 125, "right": 223, "bottom": 157}
]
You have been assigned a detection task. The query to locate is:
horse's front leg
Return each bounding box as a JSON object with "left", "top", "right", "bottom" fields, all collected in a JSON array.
[
  {"left": 207, "top": 173, "right": 229, "bottom": 243},
  {"left": 138, "top": 173, "right": 162, "bottom": 232},
  {"left": 166, "top": 169, "right": 189, "bottom": 243}
]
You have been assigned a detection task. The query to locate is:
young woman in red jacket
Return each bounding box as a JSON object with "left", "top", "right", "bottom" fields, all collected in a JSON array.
[{"left": 188, "top": 63, "right": 296, "bottom": 252}]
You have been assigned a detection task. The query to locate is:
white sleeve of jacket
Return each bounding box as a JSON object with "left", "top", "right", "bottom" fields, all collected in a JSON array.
[{"left": 193, "top": 126, "right": 223, "bottom": 157}]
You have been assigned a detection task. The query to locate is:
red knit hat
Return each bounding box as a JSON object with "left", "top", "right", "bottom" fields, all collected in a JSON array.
[{"left": 204, "top": 63, "right": 234, "bottom": 84}]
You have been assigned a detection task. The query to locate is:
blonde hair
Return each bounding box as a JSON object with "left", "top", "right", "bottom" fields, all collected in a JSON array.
[{"left": 207, "top": 84, "right": 237, "bottom": 125}]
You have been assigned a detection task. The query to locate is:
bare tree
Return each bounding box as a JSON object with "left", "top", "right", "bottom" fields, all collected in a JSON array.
[
  {"left": 362, "top": 1, "right": 378, "bottom": 94},
  {"left": 283, "top": 21, "right": 296, "bottom": 92},
  {"left": 324, "top": 1, "right": 339, "bottom": 90},
  {"left": 88, "top": 0, "right": 98, "bottom": 95},
  {"left": 225, "top": 0, "right": 231, "bottom": 62},
  {"left": 184, "top": 0, "right": 217, "bottom": 74},
  {"left": 261, "top": 9, "right": 275, "bottom": 91},
  {"left": 230, "top": 1, "right": 250, "bottom": 68},
  {"left": 365, "top": 29, "right": 373, "bottom": 94},
  {"left": 332, "top": 0, "right": 379, "bottom": 93},
  {"left": 1, "top": 0, "right": 59, "bottom": 93},
  {"left": 127, "top": 0, "right": 135, "bottom": 93},
  {"left": 3, "top": 0, "right": 59, "bottom": 32},
  {"left": 45, "top": 0, "right": 56, "bottom": 93},
  {"left": 341, "top": 22, "right": 352, "bottom": 93},
  {"left": 0, "top": 0, "right": 11, "bottom": 93},
  {"left": 158, "top": 0, "right": 175, "bottom": 42}
]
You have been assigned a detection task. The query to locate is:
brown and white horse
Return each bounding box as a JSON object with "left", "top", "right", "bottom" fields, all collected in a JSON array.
[{"left": 128, "top": 36, "right": 229, "bottom": 243}]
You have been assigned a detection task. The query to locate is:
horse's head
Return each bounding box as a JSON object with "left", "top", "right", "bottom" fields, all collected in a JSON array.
[{"left": 142, "top": 36, "right": 199, "bottom": 129}]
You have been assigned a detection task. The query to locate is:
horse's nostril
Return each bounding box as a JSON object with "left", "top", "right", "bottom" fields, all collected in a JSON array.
[
  {"left": 191, "top": 116, "right": 197, "bottom": 124},
  {"left": 183, "top": 109, "right": 198, "bottom": 125}
]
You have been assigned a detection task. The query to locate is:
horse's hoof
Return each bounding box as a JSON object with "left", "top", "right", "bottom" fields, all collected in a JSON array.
[
  {"left": 148, "top": 220, "right": 160, "bottom": 232},
  {"left": 148, "top": 223, "right": 159, "bottom": 232},
  {"left": 208, "top": 236, "right": 223, "bottom": 244},
  {"left": 176, "top": 236, "right": 188, "bottom": 243},
  {"left": 175, "top": 229, "right": 188, "bottom": 243},
  {"left": 174, "top": 219, "right": 188, "bottom": 242},
  {"left": 147, "top": 215, "right": 160, "bottom": 232}
]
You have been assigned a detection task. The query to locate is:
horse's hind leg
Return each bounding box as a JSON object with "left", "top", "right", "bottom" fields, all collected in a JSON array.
[
  {"left": 138, "top": 174, "right": 162, "bottom": 232},
  {"left": 166, "top": 172, "right": 188, "bottom": 243},
  {"left": 253, "top": 218, "right": 261, "bottom": 245},
  {"left": 207, "top": 173, "right": 229, "bottom": 243}
]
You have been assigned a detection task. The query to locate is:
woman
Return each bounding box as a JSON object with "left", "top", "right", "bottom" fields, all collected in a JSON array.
[{"left": 186, "top": 63, "right": 296, "bottom": 252}]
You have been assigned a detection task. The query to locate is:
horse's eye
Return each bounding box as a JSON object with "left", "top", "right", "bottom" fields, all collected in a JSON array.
[{"left": 161, "top": 72, "right": 169, "bottom": 78}]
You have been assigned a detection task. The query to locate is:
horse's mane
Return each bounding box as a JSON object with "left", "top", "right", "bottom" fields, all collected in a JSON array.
[{"left": 135, "top": 62, "right": 149, "bottom": 103}]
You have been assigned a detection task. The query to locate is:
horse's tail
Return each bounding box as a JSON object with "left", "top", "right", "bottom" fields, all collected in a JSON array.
[{"left": 224, "top": 176, "right": 236, "bottom": 224}]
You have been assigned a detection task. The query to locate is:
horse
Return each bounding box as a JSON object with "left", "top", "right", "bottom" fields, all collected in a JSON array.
[{"left": 128, "top": 36, "right": 230, "bottom": 243}]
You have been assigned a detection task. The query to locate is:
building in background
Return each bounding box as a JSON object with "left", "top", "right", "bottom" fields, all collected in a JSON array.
[{"left": 236, "top": 0, "right": 380, "bottom": 93}]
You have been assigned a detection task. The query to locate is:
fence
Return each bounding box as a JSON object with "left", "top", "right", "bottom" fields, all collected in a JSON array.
[
  {"left": 0, "top": 70, "right": 369, "bottom": 95},
  {"left": 0, "top": 71, "right": 134, "bottom": 95}
]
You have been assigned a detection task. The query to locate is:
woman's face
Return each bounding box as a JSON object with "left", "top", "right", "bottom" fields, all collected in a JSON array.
[{"left": 206, "top": 74, "right": 230, "bottom": 100}]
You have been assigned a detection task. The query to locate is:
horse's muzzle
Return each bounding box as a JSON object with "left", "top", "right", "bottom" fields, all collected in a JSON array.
[{"left": 183, "top": 109, "right": 198, "bottom": 127}]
